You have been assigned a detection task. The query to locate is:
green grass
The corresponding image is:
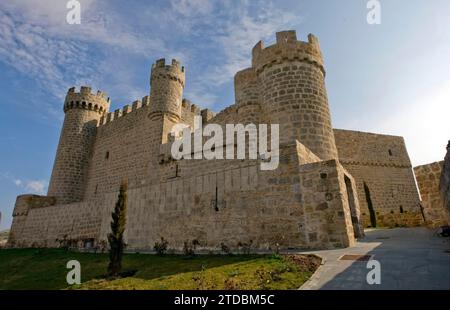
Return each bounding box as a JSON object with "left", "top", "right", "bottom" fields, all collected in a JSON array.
[{"left": 0, "top": 248, "right": 320, "bottom": 290}]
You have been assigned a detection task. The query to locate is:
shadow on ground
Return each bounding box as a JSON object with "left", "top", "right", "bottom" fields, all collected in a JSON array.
[{"left": 301, "top": 228, "right": 450, "bottom": 290}]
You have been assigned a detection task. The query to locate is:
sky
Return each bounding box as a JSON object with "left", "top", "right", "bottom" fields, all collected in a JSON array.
[{"left": 0, "top": 0, "right": 449, "bottom": 231}]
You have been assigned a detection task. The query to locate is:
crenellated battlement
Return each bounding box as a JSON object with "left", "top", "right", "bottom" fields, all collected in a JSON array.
[
  {"left": 151, "top": 58, "right": 185, "bottom": 87},
  {"left": 207, "top": 104, "right": 238, "bottom": 124},
  {"left": 201, "top": 108, "right": 215, "bottom": 123},
  {"left": 97, "top": 95, "right": 211, "bottom": 128},
  {"left": 153, "top": 58, "right": 184, "bottom": 70},
  {"left": 99, "top": 95, "right": 150, "bottom": 126},
  {"left": 150, "top": 58, "right": 185, "bottom": 120},
  {"left": 234, "top": 67, "right": 260, "bottom": 108},
  {"left": 64, "top": 86, "right": 110, "bottom": 114},
  {"left": 251, "top": 30, "right": 325, "bottom": 76},
  {"left": 10, "top": 29, "right": 426, "bottom": 252},
  {"left": 181, "top": 99, "right": 201, "bottom": 114},
  {"left": 234, "top": 67, "right": 257, "bottom": 87}
]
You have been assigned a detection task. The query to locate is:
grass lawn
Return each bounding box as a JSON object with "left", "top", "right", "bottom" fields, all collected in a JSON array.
[{"left": 0, "top": 248, "right": 320, "bottom": 290}]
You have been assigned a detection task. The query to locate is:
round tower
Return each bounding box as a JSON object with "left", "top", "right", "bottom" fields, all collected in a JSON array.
[
  {"left": 252, "top": 30, "right": 338, "bottom": 160},
  {"left": 47, "top": 86, "right": 110, "bottom": 204},
  {"left": 149, "top": 58, "right": 185, "bottom": 122},
  {"left": 234, "top": 67, "right": 261, "bottom": 124}
]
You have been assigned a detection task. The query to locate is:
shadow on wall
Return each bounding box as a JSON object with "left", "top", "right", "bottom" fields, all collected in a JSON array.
[{"left": 318, "top": 228, "right": 450, "bottom": 290}]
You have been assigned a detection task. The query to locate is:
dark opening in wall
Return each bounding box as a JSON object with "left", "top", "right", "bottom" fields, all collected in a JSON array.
[
  {"left": 320, "top": 172, "right": 327, "bottom": 179},
  {"left": 364, "top": 181, "right": 377, "bottom": 228},
  {"left": 213, "top": 186, "right": 219, "bottom": 212},
  {"left": 400, "top": 205, "right": 404, "bottom": 213},
  {"left": 105, "top": 151, "right": 110, "bottom": 160},
  {"left": 388, "top": 149, "right": 393, "bottom": 156},
  {"left": 83, "top": 238, "right": 94, "bottom": 249}
]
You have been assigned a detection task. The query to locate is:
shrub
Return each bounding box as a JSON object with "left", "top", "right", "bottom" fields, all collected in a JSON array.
[
  {"left": 183, "top": 240, "right": 199, "bottom": 257},
  {"left": 107, "top": 180, "right": 128, "bottom": 277},
  {"left": 153, "top": 237, "right": 169, "bottom": 255},
  {"left": 237, "top": 240, "right": 253, "bottom": 255},
  {"left": 220, "top": 243, "right": 231, "bottom": 255}
]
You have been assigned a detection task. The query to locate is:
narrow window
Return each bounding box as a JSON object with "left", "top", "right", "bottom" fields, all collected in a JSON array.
[
  {"left": 388, "top": 149, "right": 393, "bottom": 156},
  {"left": 214, "top": 186, "right": 219, "bottom": 212},
  {"left": 105, "top": 151, "right": 110, "bottom": 160},
  {"left": 399, "top": 206, "right": 404, "bottom": 214}
]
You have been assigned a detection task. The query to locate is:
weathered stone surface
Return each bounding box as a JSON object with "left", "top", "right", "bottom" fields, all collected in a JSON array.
[
  {"left": 414, "top": 144, "right": 450, "bottom": 228},
  {"left": 334, "top": 129, "right": 423, "bottom": 228},
  {"left": 441, "top": 142, "right": 450, "bottom": 218},
  {"left": 8, "top": 30, "right": 424, "bottom": 251}
]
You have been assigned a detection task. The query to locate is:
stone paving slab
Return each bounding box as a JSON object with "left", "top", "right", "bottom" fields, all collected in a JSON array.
[{"left": 299, "top": 228, "right": 450, "bottom": 290}]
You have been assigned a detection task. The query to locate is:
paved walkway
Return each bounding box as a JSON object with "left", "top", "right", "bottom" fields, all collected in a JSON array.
[{"left": 300, "top": 228, "right": 450, "bottom": 290}]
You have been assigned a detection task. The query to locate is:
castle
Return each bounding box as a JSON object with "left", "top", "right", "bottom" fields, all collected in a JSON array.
[{"left": 8, "top": 30, "right": 432, "bottom": 251}]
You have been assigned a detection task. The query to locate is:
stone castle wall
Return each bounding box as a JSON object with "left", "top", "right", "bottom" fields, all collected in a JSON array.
[
  {"left": 47, "top": 87, "right": 110, "bottom": 204},
  {"left": 9, "top": 141, "right": 360, "bottom": 251},
  {"left": 440, "top": 143, "right": 450, "bottom": 216},
  {"left": 250, "top": 31, "right": 338, "bottom": 160},
  {"left": 334, "top": 129, "right": 423, "bottom": 227},
  {"left": 8, "top": 195, "right": 101, "bottom": 248},
  {"left": 414, "top": 161, "right": 450, "bottom": 228},
  {"left": 9, "top": 30, "right": 425, "bottom": 251},
  {"left": 85, "top": 102, "right": 156, "bottom": 199}
]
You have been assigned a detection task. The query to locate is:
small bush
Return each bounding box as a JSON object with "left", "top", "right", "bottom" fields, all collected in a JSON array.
[
  {"left": 183, "top": 240, "right": 199, "bottom": 257},
  {"left": 56, "top": 235, "right": 69, "bottom": 250},
  {"left": 270, "top": 253, "right": 282, "bottom": 260},
  {"left": 153, "top": 237, "right": 169, "bottom": 255},
  {"left": 237, "top": 240, "right": 253, "bottom": 255},
  {"left": 220, "top": 243, "right": 231, "bottom": 255},
  {"left": 274, "top": 243, "right": 280, "bottom": 255},
  {"left": 96, "top": 240, "right": 108, "bottom": 253}
]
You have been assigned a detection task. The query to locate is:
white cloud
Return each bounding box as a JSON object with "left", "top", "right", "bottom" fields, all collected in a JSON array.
[
  {"left": 177, "top": 0, "right": 300, "bottom": 105},
  {"left": 208, "top": 2, "right": 298, "bottom": 85},
  {"left": 0, "top": 8, "right": 97, "bottom": 113},
  {"left": 8, "top": 174, "right": 48, "bottom": 195},
  {"left": 0, "top": 0, "right": 301, "bottom": 113},
  {"left": 25, "top": 180, "right": 47, "bottom": 195},
  {"left": 171, "top": 0, "right": 213, "bottom": 17},
  {"left": 0, "top": 0, "right": 160, "bottom": 55},
  {"left": 0, "top": 1, "right": 169, "bottom": 106}
]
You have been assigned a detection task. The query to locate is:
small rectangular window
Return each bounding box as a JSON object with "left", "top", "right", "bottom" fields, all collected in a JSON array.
[{"left": 105, "top": 151, "right": 110, "bottom": 160}]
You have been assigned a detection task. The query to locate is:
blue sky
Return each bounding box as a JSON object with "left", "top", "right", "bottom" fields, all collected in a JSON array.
[{"left": 0, "top": 0, "right": 449, "bottom": 230}]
